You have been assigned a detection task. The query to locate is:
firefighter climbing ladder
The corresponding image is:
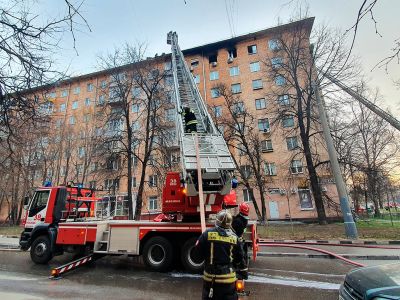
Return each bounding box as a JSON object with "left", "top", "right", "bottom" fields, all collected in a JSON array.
[{"left": 167, "top": 32, "right": 235, "bottom": 200}]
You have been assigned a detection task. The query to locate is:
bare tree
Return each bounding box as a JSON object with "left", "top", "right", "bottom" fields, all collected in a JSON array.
[
  {"left": 97, "top": 44, "right": 170, "bottom": 220},
  {"left": 212, "top": 84, "right": 264, "bottom": 222}
]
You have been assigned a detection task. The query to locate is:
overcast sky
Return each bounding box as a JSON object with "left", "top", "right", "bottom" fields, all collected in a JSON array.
[{"left": 40, "top": 0, "right": 399, "bottom": 116}]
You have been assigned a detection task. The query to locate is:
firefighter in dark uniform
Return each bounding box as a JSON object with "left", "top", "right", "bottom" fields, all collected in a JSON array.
[
  {"left": 194, "top": 211, "right": 248, "bottom": 300},
  {"left": 232, "top": 202, "right": 250, "bottom": 262},
  {"left": 181, "top": 107, "right": 198, "bottom": 133}
]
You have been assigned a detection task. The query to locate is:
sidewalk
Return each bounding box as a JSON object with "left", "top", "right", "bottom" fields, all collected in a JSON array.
[{"left": 0, "top": 237, "right": 19, "bottom": 249}]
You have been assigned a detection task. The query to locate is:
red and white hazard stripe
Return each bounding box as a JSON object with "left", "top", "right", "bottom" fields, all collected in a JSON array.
[{"left": 50, "top": 255, "right": 93, "bottom": 278}]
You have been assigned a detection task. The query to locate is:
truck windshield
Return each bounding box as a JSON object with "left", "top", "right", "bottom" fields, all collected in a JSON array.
[{"left": 28, "top": 190, "right": 50, "bottom": 217}]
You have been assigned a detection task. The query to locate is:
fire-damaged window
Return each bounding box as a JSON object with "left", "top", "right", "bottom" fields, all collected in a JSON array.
[
  {"left": 208, "top": 53, "right": 218, "bottom": 63},
  {"left": 228, "top": 48, "right": 237, "bottom": 59},
  {"left": 299, "top": 189, "right": 313, "bottom": 209}
]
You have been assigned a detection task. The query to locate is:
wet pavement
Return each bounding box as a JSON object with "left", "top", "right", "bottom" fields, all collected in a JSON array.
[
  {"left": 0, "top": 250, "right": 355, "bottom": 300},
  {"left": 1, "top": 238, "right": 399, "bottom": 299}
]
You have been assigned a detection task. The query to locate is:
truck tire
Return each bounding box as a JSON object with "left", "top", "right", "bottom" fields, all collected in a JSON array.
[
  {"left": 142, "top": 236, "right": 173, "bottom": 272},
  {"left": 181, "top": 237, "right": 204, "bottom": 273},
  {"left": 30, "top": 235, "right": 53, "bottom": 264}
]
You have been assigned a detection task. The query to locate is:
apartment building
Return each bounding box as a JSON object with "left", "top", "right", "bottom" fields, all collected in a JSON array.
[{"left": 3, "top": 17, "right": 341, "bottom": 222}]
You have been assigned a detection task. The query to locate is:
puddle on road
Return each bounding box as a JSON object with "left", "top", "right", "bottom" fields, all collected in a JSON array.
[{"left": 0, "top": 273, "right": 37, "bottom": 281}]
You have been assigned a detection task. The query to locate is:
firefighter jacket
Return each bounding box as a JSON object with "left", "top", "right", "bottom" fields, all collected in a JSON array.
[
  {"left": 194, "top": 226, "right": 247, "bottom": 284},
  {"left": 182, "top": 110, "right": 198, "bottom": 126},
  {"left": 231, "top": 214, "right": 248, "bottom": 238}
]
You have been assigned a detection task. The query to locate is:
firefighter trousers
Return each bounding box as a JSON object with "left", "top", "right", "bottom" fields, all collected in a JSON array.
[{"left": 202, "top": 281, "right": 238, "bottom": 300}]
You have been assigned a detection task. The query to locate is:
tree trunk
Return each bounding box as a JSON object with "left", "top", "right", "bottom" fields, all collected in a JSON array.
[{"left": 134, "top": 161, "right": 147, "bottom": 220}]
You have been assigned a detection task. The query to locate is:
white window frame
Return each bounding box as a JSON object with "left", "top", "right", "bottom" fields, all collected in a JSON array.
[
  {"left": 210, "top": 71, "right": 219, "bottom": 81},
  {"left": 250, "top": 61, "right": 260, "bottom": 72},
  {"left": 264, "top": 162, "right": 277, "bottom": 176},
  {"left": 261, "top": 139, "right": 273, "bottom": 152},
  {"left": 229, "top": 66, "right": 239, "bottom": 77},
  {"left": 252, "top": 79, "right": 263, "bottom": 90},
  {"left": 291, "top": 160, "right": 303, "bottom": 174},
  {"left": 231, "top": 83, "right": 241, "bottom": 94},
  {"left": 286, "top": 136, "right": 298, "bottom": 150},
  {"left": 258, "top": 118, "right": 270, "bottom": 132},
  {"left": 148, "top": 196, "right": 158, "bottom": 211},
  {"left": 72, "top": 101, "right": 78, "bottom": 110},
  {"left": 255, "top": 98, "right": 266, "bottom": 110}
]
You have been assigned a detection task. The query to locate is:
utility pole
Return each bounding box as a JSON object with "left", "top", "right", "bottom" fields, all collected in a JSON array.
[{"left": 312, "top": 83, "right": 358, "bottom": 239}]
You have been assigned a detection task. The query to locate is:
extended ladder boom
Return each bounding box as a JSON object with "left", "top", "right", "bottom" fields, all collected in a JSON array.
[
  {"left": 167, "top": 31, "right": 235, "bottom": 196},
  {"left": 324, "top": 73, "right": 400, "bottom": 131}
]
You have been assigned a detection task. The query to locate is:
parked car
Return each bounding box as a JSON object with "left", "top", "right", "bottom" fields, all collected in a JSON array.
[{"left": 339, "top": 263, "right": 400, "bottom": 300}]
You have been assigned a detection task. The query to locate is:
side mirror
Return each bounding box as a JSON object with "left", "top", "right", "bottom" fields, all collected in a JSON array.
[{"left": 23, "top": 196, "right": 30, "bottom": 209}]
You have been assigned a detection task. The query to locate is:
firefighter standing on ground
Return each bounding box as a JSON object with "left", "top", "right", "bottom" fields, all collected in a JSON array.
[
  {"left": 180, "top": 107, "right": 198, "bottom": 133},
  {"left": 232, "top": 202, "right": 250, "bottom": 260},
  {"left": 194, "top": 211, "right": 248, "bottom": 300}
]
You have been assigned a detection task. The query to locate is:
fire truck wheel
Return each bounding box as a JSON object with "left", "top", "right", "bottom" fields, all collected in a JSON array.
[
  {"left": 181, "top": 237, "right": 204, "bottom": 273},
  {"left": 143, "top": 236, "right": 173, "bottom": 272},
  {"left": 30, "top": 235, "right": 53, "bottom": 264}
]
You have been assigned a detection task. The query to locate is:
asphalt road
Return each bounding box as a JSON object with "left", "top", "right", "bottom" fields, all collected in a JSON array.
[
  {"left": 0, "top": 249, "right": 357, "bottom": 300},
  {"left": 1, "top": 238, "right": 399, "bottom": 299}
]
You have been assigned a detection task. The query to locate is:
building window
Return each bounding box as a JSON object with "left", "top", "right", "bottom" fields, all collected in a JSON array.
[
  {"left": 286, "top": 136, "right": 298, "bottom": 150},
  {"left": 105, "top": 179, "right": 119, "bottom": 191},
  {"left": 229, "top": 66, "right": 239, "bottom": 77},
  {"left": 252, "top": 79, "right": 263, "bottom": 90},
  {"left": 231, "top": 83, "right": 241, "bottom": 94},
  {"left": 243, "top": 189, "right": 252, "bottom": 202},
  {"left": 264, "top": 162, "right": 277, "bottom": 176},
  {"left": 85, "top": 98, "right": 91, "bottom": 106},
  {"left": 268, "top": 39, "right": 281, "bottom": 51},
  {"left": 89, "top": 181, "right": 96, "bottom": 189},
  {"left": 73, "top": 86, "right": 80, "bottom": 94},
  {"left": 101, "top": 80, "right": 107, "bottom": 89},
  {"left": 211, "top": 88, "right": 220, "bottom": 98},
  {"left": 282, "top": 116, "right": 294, "bottom": 128},
  {"left": 193, "top": 74, "right": 200, "bottom": 84},
  {"left": 78, "top": 147, "right": 85, "bottom": 157},
  {"left": 191, "top": 59, "right": 199, "bottom": 67},
  {"left": 60, "top": 166, "right": 66, "bottom": 176},
  {"left": 228, "top": 48, "right": 237, "bottom": 59},
  {"left": 299, "top": 189, "right": 313, "bottom": 209},
  {"left": 210, "top": 71, "right": 219, "bottom": 81},
  {"left": 97, "top": 95, "right": 105, "bottom": 105},
  {"left": 166, "top": 108, "right": 175, "bottom": 122},
  {"left": 90, "top": 162, "right": 98, "bottom": 173},
  {"left": 271, "top": 57, "right": 283, "bottom": 68},
  {"left": 255, "top": 98, "right": 266, "bottom": 110},
  {"left": 149, "top": 175, "right": 158, "bottom": 187},
  {"left": 233, "top": 101, "right": 245, "bottom": 115},
  {"left": 148, "top": 196, "right": 158, "bottom": 211},
  {"left": 76, "top": 164, "right": 83, "bottom": 175},
  {"left": 132, "top": 103, "right": 140, "bottom": 113},
  {"left": 83, "top": 114, "right": 90, "bottom": 123},
  {"left": 69, "top": 116, "right": 75, "bottom": 125},
  {"left": 132, "top": 87, "right": 141, "bottom": 98},
  {"left": 258, "top": 118, "right": 270, "bottom": 132},
  {"left": 278, "top": 94, "right": 290, "bottom": 106},
  {"left": 291, "top": 160, "right": 303, "bottom": 174},
  {"left": 132, "top": 121, "right": 140, "bottom": 131},
  {"left": 261, "top": 139, "right": 273, "bottom": 152},
  {"left": 132, "top": 177, "right": 137, "bottom": 188},
  {"left": 72, "top": 101, "right": 78, "bottom": 110},
  {"left": 87, "top": 83, "right": 94, "bottom": 92},
  {"left": 240, "top": 165, "right": 251, "bottom": 179},
  {"left": 275, "top": 75, "right": 286, "bottom": 86},
  {"left": 250, "top": 61, "right": 260, "bottom": 73},
  {"left": 47, "top": 91, "right": 56, "bottom": 98},
  {"left": 106, "top": 158, "right": 119, "bottom": 170},
  {"left": 164, "top": 61, "right": 172, "bottom": 71},
  {"left": 237, "top": 143, "right": 246, "bottom": 156},
  {"left": 56, "top": 119, "right": 63, "bottom": 128},
  {"left": 60, "top": 103, "right": 66, "bottom": 112},
  {"left": 247, "top": 45, "right": 257, "bottom": 54},
  {"left": 213, "top": 106, "right": 222, "bottom": 118},
  {"left": 61, "top": 89, "right": 68, "bottom": 97},
  {"left": 218, "top": 125, "right": 225, "bottom": 134},
  {"left": 209, "top": 54, "right": 217, "bottom": 63},
  {"left": 235, "top": 122, "right": 244, "bottom": 133}
]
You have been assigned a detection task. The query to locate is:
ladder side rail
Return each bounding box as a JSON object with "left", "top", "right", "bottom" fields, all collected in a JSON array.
[
  {"left": 324, "top": 73, "right": 400, "bottom": 131},
  {"left": 170, "top": 37, "right": 188, "bottom": 177},
  {"left": 173, "top": 38, "right": 218, "bottom": 134}
]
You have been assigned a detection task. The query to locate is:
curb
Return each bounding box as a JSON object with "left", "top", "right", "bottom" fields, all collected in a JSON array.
[
  {"left": 259, "top": 239, "right": 400, "bottom": 246},
  {"left": 258, "top": 252, "right": 400, "bottom": 260}
]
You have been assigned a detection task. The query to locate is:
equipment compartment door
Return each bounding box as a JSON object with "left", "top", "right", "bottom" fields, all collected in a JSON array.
[{"left": 108, "top": 226, "right": 140, "bottom": 254}]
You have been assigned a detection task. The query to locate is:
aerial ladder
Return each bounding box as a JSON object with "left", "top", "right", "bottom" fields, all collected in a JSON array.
[
  {"left": 167, "top": 32, "right": 235, "bottom": 197},
  {"left": 165, "top": 31, "right": 236, "bottom": 230}
]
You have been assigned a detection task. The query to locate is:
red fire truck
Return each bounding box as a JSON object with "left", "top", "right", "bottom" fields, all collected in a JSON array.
[{"left": 20, "top": 178, "right": 257, "bottom": 275}]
